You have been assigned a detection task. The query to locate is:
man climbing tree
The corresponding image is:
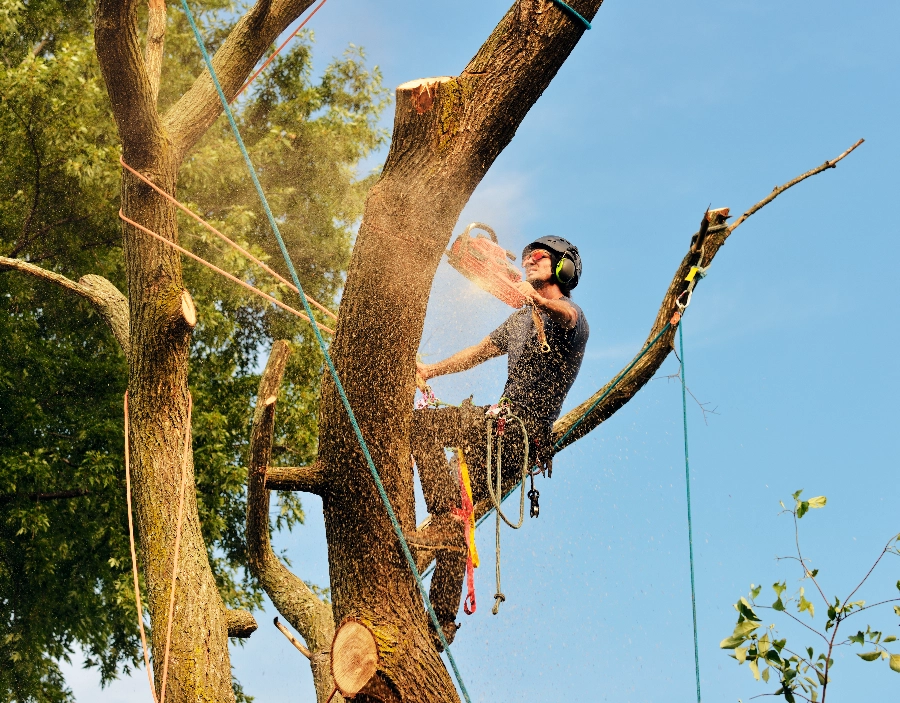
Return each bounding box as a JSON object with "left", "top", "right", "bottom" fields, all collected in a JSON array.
[{"left": 410, "top": 236, "right": 588, "bottom": 644}]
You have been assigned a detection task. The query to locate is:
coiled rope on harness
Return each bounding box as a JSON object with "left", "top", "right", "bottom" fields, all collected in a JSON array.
[
  {"left": 177, "top": 2, "right": 472, "bottom": 699},
  {"left": 484, "top": 409, "right": 531, "bottom": 614}
]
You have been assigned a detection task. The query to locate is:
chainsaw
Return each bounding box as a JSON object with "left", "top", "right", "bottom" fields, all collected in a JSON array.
[{"left": 446, "top": 222, "right": 527, "bottom": 308}]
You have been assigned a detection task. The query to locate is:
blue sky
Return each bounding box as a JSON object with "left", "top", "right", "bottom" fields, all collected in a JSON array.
[{"left": 65, "top": 0, "right": 899, "bottom": 700}]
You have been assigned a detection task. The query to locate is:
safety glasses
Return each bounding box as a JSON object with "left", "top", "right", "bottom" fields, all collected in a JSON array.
[{"left": 524, "top": 249, "right": 551, "bottom": 263}]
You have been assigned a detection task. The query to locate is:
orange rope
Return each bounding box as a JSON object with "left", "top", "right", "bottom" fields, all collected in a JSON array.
[
  {"left": 118, "top": 210, "right": 334, "bottom": 335},
  {"left": 119, "top": 157, "right": 337, "bottom": 322},
  {"left": 125, "top": 392, "right": 157, "bottom": 702},
  {"left": 158, "top": 392, "right": 192, "bottom": 703},
  {"left": 234, "top": 0, "right": 329, "bottom": 100},
  {"left": 124, "top": 391, "right": 192, "bottom": 703}
]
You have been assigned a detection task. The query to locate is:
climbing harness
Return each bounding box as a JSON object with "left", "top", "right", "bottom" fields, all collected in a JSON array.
[
  {"left": 179, "top": 2, "right": 472, "bottom": 698},
  {"left": 124, "top": 391, "right": 192, "bottom": 703},
  {"left": 451, "top": 449, "right": 479, "bottom": 615},
  {"left": 549, "top": 0, "right": 592, "bottom": 30},
  {"left": 235, "top": 0, "right": 330, "bottom": 100},
  {"left": 484, "top": 402, "right": 531, "bottom": 614}
]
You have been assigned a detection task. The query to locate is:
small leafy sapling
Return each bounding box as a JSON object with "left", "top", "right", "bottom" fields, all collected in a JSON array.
[{"left": 721, "top": 491, "right": 900, "bottom": 702}]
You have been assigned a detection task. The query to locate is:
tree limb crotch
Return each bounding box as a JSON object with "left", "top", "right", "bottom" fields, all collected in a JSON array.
[
  {"left": 0, "top": 257, "right": 130, "bottom": 355},
  {"left": 246, "top": 340, "right": 340, "bottom": 703},
  {"left": 162, "top": 0, "right": 317, "bottom": 160}
]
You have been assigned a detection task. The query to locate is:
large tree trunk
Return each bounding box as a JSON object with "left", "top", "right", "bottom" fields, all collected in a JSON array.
[
  {"left": 314, "top": 3, "right": 604, "bottom": 699},
  {"left": 93, "top": 0, "right": 318, "bottom": 699}
]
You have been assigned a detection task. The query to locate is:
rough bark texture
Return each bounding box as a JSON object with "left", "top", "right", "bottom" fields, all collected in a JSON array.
[
  {"left": 90, "top": 0, "right": 319, "bottom": 700},
  {"left": 311, "top": 2, "right": 603, "bottom": 700},
  {"left": 246, "top": 342, "right": 339, "bottom": 703}
]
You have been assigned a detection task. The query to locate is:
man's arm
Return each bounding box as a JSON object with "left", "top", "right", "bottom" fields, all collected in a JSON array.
[
  {"left": 417, "top": 336, "right": 503, "bottom": 381},
  {"left": 515, "top": 282, "right": 578, "bottom": 329}
]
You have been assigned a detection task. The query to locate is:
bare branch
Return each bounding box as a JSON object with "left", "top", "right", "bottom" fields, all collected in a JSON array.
[
  {"left": 163, "top": 0, "right": 316, "bottom": 160},
  {"left": 94, "top": 0, "right": 166, "bottom": 166},
  {"left": 145, "top": 0, "right": 167, "bottom": 105},
  {"left": 550, "top": 216, "right": 730, "bottom": 450},
  {"left": 842, "top": 535, "right": 896, "bottom": 606},
  {"left": 552, "top": 138, "right": 865, "bottom": 452},
  {"left": 0, "top": 257, "right": 130, "bottom": 355},
  {"left": 246, "top": 341, "right": 338, "bottom": 702},
  {"left": 727, "top": 139, "right": 864, "bottom": 236},
  {"left": 265, "top": 463, "right": 326, "bottom": 493},
  {"left": 225, "top": 608, "right": 258, "bottom": 638}
]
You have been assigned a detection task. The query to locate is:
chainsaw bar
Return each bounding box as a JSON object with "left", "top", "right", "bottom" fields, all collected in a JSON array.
[{"left": 446, "top": 223, "right": 527, "bottom": 308}]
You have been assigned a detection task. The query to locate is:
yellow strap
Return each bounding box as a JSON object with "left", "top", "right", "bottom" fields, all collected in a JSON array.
[
  {"left": 457, "top": 451, "right": 480, "bottom": 568},
  {"left": 685, "top": 266, "right": 699, "bottom": 282}
]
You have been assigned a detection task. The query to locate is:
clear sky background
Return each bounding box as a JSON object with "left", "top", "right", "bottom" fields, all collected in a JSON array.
[{"left": 64, "top": 0, "right": 899, "bottom": 701}]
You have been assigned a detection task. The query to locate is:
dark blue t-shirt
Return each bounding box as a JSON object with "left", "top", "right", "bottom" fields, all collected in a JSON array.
[{"left": 489, "top": 299, "right": 589, "bottom": 428}]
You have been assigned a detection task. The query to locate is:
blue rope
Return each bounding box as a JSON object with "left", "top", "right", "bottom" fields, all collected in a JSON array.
[
  {"left": 177, "top": 4, "right": 471, "bottom": 699},
  {"left": 678, "top": 323, "right": 702, "bottom": 703},
  {"left": 549, "top": 0, "right": 592, "bottom": 30}
]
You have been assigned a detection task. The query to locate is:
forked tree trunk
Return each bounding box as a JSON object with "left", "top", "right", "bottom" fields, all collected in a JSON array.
[{"left": 93, "top": 0, "right": 320, "bottom": 700}]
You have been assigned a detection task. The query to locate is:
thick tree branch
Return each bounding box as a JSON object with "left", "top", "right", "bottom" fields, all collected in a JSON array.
[
  {"left": 552, "top": 138, "right": 865, "bottom": 450},
  {"left": 225, "top": 609, "right": 258, "bottom": 638},
  {"left": 0, "top": 257, "right": 130, "bottom": 355},
  {"left": 265, "top": 463, "right": 326, "bottom": 493},
  {"left": 94, "top": 0, "right": 166, "bottom": 166},
  {"left": 145, "top": 0, "right": 167, "bottom": 105},
  {"left": 163, "top": 0, "right": 316, "bottom": 160},
  {"left": 246, "top": 341, "right": 338, "bottom": 703}
]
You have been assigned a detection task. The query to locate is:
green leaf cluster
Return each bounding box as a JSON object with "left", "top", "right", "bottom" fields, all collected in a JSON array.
[
  {"left": 723, "top": 493, "right": 900, "bottom": 702},
  {"left": 0, "top": 2, "right": 387, "bottom": 700}
]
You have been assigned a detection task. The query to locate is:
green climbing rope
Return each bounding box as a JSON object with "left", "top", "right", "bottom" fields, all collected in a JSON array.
[
  {"left": 177, "top": 3, "right": 471, "bottom": 700},
  {"left": 679, "top": 322, "right": 702, "bottom": 703},
  {"left": 549, "top": 0, "right": 592, "bottom": 30}
]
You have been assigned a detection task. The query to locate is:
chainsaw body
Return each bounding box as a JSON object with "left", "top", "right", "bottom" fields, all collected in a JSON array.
[{"left": 446, "top": 223, "right": 527, "bottom": 308}]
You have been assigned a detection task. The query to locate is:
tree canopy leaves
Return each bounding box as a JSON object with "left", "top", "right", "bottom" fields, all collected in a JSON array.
[{"left": 0, "top": 1, "right": 387, "bottom": 699}]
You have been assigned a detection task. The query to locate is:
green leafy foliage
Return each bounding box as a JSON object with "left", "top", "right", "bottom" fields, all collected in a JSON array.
[
  {"left": 0, "top": 2, "right": 387, "bottom": 699},
  {"left": 723, "top": 493, "right": 900, "bottom": 702}
]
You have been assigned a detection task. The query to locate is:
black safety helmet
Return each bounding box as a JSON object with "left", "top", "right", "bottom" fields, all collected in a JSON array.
[{"left": 522, "top": 236, "right": 582, "bottom": 290}]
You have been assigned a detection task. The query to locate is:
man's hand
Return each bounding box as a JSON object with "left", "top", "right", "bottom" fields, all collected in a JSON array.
[
  {"left": 416, "top": 360, "right": 433, "bottom": 382},
  {"left": 515, "top": 280, "right": 540, "bottom": 304}
]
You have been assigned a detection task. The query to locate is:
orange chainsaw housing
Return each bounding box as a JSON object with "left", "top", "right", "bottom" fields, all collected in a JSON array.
[{"left": 446, "top": 223, "right": 526, "bottom": 308}]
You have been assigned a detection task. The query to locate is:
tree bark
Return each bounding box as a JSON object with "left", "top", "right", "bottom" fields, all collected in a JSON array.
[
  {"left": 92, "top": 0, "right": 322, "bottom": 698},
  {"left": 246, "top": 341, "right": 339, "bottom": 703},
  {"left": 310, "top": 2, "right": 603, "bottom": 700}
]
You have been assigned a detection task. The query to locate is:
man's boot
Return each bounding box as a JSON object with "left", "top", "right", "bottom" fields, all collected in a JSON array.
[{"left": 404, "top": 513, "right": 467, "bottom": 650}]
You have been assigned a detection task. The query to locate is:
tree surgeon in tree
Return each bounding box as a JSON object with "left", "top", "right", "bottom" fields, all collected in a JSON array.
[{"left": 412, "top": 236, "right": 588, "bottom": 643}]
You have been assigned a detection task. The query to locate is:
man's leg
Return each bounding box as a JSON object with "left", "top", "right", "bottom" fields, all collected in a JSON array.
[{"left": 409, "top": 403, "right": 486, "bottom": 646}]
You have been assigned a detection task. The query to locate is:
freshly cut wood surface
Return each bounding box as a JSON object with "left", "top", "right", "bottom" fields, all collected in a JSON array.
[{"left": 331, "top": 619, "right": 379, "bottom": 697}]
